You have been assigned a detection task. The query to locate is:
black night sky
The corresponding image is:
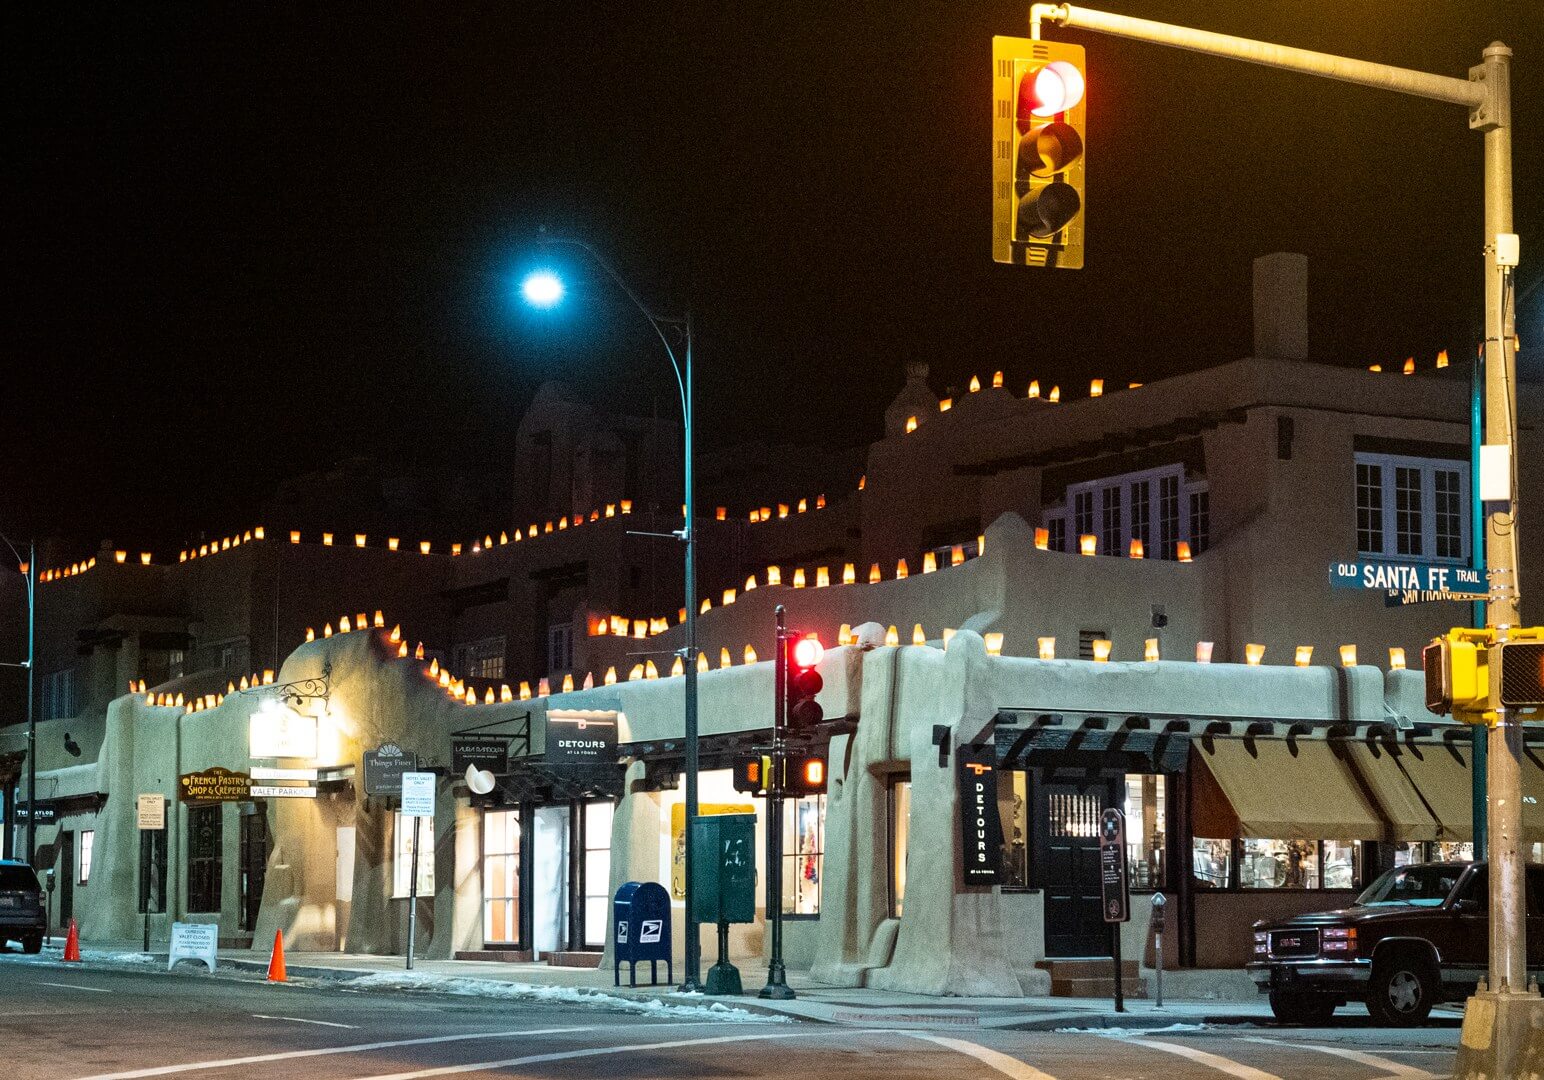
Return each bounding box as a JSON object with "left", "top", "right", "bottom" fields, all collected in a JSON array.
[{"left": 3, "top": 2, "right": 1542, "bottom": 553}]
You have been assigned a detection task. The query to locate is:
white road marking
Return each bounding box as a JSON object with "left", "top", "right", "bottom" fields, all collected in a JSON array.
[
  {"left": 252, "top": 1014, "right": 358, "bottom": 1029},
  {"left": 68, "top": 1025, "right": 595, "bottom": 1079},
  {"left": 342, "top": 1029, "right": 816, "bottom": 1080},
  {"left": 908, "top": 1032, "right": 1059, "bottom": 1080},
  {"left": 37, "top": 981, "right": 112, "bottom": 993},
  {"left": 1107, "top": 1035, "right": 1282, "bottom": 1080},
  {"left": 1241, "top": 1035, "right": 1437, "bottom": 1078}
]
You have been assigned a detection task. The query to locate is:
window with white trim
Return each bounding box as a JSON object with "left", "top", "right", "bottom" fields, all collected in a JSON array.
[
  {"left": 454, "top": 636, "right": 506, "bottom": 680},
  {"left": 1043, "top": 464, "right": 1208, "bottom": 558},
  {"left": 1354, "top": 453, "right": 1468, "bottom": 563}
]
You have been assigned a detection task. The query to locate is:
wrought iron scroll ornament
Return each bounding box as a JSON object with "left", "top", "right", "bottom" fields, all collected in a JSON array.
[{"left": 238, "top": 660, "right": 332, "bottom": 710}]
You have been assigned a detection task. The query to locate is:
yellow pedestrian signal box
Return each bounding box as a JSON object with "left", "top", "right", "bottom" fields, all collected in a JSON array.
[
  {"left": 1495, "top": 639, "right": 1544, "bottom": 710},
  {"left": 993, "top": 36, "right": 1086, "bottom": 269},
  {"left": 1425, "top": 627, "right": 1544, "bottom": 722}
]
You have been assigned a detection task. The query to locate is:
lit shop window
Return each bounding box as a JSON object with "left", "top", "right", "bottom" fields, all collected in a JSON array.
[
  {"left": 583, "top": 800, "right": 613, "bottom": 947},
  {"left": 1123, "top": 775, "right": 1165, "bottom": 889},
  {"left": 890, "top": 779, "right": 911, "bottom": 917},
  {"left": 783, "top": 795, "right": 825, "bottom": 916},
  {"left": 483, "top": 809, "right": 521, "bottom": 945},
  {"left": 1192, "top": 838, "right": 1232, "bottom": 889},
  {"left": 393, "top": 812, "right": 435, "bottom": 898},
  {"left": 1002, "top": 771, "right": 1029, "bottom": 888},
  {"left": 1394, "top": 841, "right": 1475, "bottom": 866},
  {"left": 79, "top": 830, "right": 94, "bottom": 885}
]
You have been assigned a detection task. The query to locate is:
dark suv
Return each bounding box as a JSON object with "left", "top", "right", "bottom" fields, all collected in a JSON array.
[
  {"left": 1248, "top": 861, "right": 1544, "bottom": 1025},
  {"left": 0, "top": 860, "right": 46, "bottom": 954}
]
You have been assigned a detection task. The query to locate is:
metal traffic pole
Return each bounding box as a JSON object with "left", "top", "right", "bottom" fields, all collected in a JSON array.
[
  {"left": 406, "top": 815, "right": 420, "bottom": 971},
  {"left": 1023, "top": 9, "right": 1526, "bottom": 1069},
  {"left": 760, "top": 605, "right": 794, "bottom": 1000}
]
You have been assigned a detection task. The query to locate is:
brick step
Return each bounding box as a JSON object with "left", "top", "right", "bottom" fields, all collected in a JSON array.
[
  {"left": 1050, "top": 976, "right": 1148, "bottom": 998},
  {"left": 1036, "top": 958, "right": 1141, "bottom": 980},
  {"left": 455, "top": 949, "right": 533, "bottom": 962},
  {"left": 546, "top": 951, "right": 602, "bottom": 969}
]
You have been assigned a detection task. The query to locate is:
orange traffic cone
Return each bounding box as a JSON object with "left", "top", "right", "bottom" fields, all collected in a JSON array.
[
  {"left": 62, "top": 919, "right": 81, "bottom": 962},
  {"left": 266, "top": 929, "right": 287, "bottom": 982}
]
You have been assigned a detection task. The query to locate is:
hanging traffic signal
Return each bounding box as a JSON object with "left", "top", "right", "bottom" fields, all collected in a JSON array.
[
  {"left": 992, "top": 36, "right": 1087, "bottom": 268},
  {"left": 733, "top": 754, "right": 773, "bottom": 794},
  {"left": 786, "top": 634, "right": 824, "bottom": 730},
  {"left": 785, "top": 755, "right": 828, "bottom": 796}
]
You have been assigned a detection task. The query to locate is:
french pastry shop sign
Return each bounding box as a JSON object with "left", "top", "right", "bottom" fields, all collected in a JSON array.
[{"left": 179, "top": 767, "right": 252, "bottom": 802}]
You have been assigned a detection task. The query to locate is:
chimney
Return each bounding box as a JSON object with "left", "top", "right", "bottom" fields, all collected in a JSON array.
[{"left": 1253, "top": 252, "right": 1308, "bottom": 361}]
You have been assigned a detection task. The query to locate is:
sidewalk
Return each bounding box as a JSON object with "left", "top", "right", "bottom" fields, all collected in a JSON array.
[{"left": 135, "top": 945, "right": 1288, "bottom": 1031}]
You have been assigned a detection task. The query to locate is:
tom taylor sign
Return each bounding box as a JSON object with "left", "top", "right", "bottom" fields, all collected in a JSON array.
[
  {"left": 956, "top": 744, "right": 1003, "bottom": 887},
  {"left": 545, "top": 713, "right": 618, "bottom": 767}
]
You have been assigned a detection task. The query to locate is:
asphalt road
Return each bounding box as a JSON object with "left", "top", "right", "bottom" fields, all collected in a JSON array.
[{"left": 0, "top": 956, "right": 1461, "bottom": 1080}]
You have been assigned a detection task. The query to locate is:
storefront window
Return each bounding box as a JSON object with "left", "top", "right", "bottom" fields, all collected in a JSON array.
[
  {"left": 582, "top": 800, "right": 613, "bottom": 947},
  {"left": 394, "top": 812, "right": 435, "bottom": 898},
  {"left": 783, "top": 795, "right": 825, "bottom": 915},
  {"left": 1243, "top": 839, "right": 1319, "bottom": 888},
  {"left": 1001, "top": 771, "right": 1029, "bottom": 888},
  {"left": 1123, "top": 775, "right": 1165, "bottom": 888},
  {"left": 78, "top": 830, "right": 93, "bottom": 885},
  {"left": 890, "top": 779, "right": 910, "bottom": 917},
  {"left": 1396, "top": 841, "right": 1475, "bottom": 865},
  {"left": 1322, "top": 840, "right": 1361, "bottom": 888},
  {"left": 483, "top": 809, "right": 521, "bottom": 944},
  {"left": 1192, "top": 838, "right": 1232, "bottom": 888}
]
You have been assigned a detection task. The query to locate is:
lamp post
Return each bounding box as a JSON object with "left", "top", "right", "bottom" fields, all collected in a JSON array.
[
  {"left": 0, "top": 534, "right": 36, "bottom": 866},
  {"left": 521, "top": 241, "right": 703, "bottom": 992}
]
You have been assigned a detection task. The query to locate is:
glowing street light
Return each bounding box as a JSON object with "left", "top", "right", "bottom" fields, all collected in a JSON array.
[{"left": 520, "top": 269, "right": 565, "bottom": 308}]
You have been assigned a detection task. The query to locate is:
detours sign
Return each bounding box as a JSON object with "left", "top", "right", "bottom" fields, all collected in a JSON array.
[
  {"left": 545, "top": 712, "right": 618, "bottom": 767},
  {"left": 956, "top": 744, "right": 1003, "bottom": 887},
  {"left": 178, "top": 767, "right": 251, "bottom": 803},
  {"left": 1329, "top": 559, "right": 1484, "bottom": 595}
]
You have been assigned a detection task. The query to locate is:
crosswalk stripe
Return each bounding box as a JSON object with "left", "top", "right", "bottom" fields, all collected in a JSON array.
[
  {"left": 1108, "top": 1035, "right": 1283, "bottom": 1080},
  {"left": 908, "top": 1033, "right": 1059, "bottom": 1080},
  {"left": 1241, "top": 1035, "right": 1437, "bottom": 1078}
]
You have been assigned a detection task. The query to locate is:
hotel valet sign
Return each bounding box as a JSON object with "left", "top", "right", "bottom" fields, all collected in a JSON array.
[
  {"left": 545, "top": 712, "right": 618, "bottom": 767},
  {"left": 178, "top": 767, "right": 252, "bottom": 802},
  {"left": 956, "top": 744, "right": 1003, "bottom": 886}
]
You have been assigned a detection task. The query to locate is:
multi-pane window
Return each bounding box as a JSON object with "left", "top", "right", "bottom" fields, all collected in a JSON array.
[
  {"left": 455, "top": 636, "right": 506, "bottom": 680},
  {"left": 1100, "top": 486, "right": 1122, "bottom": 556},
  {"left": 79, "top": 830, "right": 94, "bottom": 885},
  {"left": 1355, "top": 453, "right": 1468, "bottom": 563},
  {"left": 42, "top": 669, "right": 75, "bottom": 721},
  {"left": 1044, "top": 465, "right": 1206, "bottom": 561},
  {"left": 1158, "top": 475, "right": 1181, "bottom": 559},
  {"left": 187, "top": 805, "right": 222, "bottom": 913},
  {"left": 547, "top": 624, "right": 574, "bottom": 674},
  {"left": 1192, "top": 838, "right": 1363, "bottom": 890},
  {"left": 1073, "top": 490, "right": 1094, "bottom": 541},
  {"left": 783, "top": 795, "right": 825, "bottom": 915}
]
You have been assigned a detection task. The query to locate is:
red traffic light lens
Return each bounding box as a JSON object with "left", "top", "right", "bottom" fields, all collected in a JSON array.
[
  {"left": 1021, "top": 60, "right": 1085, "bottom": 118},
  {"left": 793, "top": 636, "right": 824, "bottom": 669}
]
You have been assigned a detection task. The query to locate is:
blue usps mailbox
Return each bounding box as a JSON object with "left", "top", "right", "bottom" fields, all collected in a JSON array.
[{"left": 613, "top": 880, "right": 672, "bottom": 987}]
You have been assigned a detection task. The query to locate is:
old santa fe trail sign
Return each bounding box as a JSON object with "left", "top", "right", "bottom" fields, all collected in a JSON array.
[{"left": 1329, "top": 559, "right": 1484, "bottom": 596}]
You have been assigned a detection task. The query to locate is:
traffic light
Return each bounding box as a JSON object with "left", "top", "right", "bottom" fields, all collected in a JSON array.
[
  {"left": 993, "top": 36, "right": 1087, "bottom": 269},
  {"left": 733, "top": 754, "right": 772, "bottom": 795},
  {"left": 1495, "top": 641, "right": 1544, "bottom": 709},
  {"left": 785, "top": 755, "right": 827, "bottom": 796},
  {"left": 786, "top": 634, "right": 824, "bottom": 730}
]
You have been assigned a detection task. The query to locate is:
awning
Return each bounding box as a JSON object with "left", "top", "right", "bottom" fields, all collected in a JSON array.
[
  {"left": 1340, "top": 739, "right": 1445, "bottom": 843},
  {"left": 1378, "top": 738, "right": 1475, "bottom": 843},
  {"left": 1192, "top": 736, "right": 1437, "bottom": 842}
]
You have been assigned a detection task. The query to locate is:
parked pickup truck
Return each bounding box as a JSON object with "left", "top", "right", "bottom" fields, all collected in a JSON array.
[{"left": 1249, "top": 861, "right": 1544, "bottom": 1025}]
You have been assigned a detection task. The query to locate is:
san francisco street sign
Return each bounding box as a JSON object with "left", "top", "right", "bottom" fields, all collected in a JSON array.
[
  {"left": 1384, "top": 587, "right": 1488, "bottom": 607},
  {"left": 1329, "top": 559, "right": 1484, "bottom": 595}
]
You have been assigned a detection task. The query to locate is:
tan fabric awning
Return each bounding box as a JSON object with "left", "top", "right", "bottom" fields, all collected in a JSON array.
[
  {"left": 1194, "top": 737, "right": 1438, "bottom": 842},
  {"left": 1381, "top": 739, "right": 1474, "bottom": 843},
  {"left": 1341, "top": 741, "right": 1444, "bottom": 843}
]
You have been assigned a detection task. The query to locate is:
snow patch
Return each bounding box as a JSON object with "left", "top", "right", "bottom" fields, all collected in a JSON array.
[
  {"left": 344, "top": 971, "right": 790, "bottom": 1023},
  {"left": 1057, "top": 1022, "right": 1212, "bottom": 1035}
]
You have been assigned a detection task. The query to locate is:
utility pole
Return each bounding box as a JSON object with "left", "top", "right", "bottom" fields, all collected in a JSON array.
[
  {"left": 1024, "top": 7, "right": 1526, "bottom": 1073},
  {"left": 760, "top": 605, "right": 794, "bottom": 1000}
]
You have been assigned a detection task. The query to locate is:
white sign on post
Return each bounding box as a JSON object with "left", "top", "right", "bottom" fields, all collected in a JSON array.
[
  {"left": 401, "top": 771, "right": 435, "bottom": 817},
  {"left": 137, "top": 794, "right": 166, "bottom": 831},
  {"left": 168, "top": 922, "right": 218, "bottom": 971}
]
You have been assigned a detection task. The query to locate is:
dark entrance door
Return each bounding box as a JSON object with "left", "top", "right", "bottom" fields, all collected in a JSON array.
[
  {"left": 240, "top": 810, "right": 269, "bottom": 933},
  {"left": 58, "top": 830, "right": 74, "bottom": 930},
  {"left": 1037, "top": 774, "right": 1121, "bottom": 957}
]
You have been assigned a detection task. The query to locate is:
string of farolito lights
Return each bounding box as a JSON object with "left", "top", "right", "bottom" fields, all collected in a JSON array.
[
  {"left": 1368, "top": 349, "right": 1451, "bottom": 374},
  {"left": 903, "top": 372, "right": 1141, "bottom": 436}
]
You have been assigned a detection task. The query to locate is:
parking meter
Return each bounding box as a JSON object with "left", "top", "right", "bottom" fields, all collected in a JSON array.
[{"left": 1151, "top": 892, "right": 1167, "bottom": 1007}]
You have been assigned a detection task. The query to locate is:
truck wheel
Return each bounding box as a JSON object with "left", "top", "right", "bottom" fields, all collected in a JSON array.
[
  {"left": 21, "top": 934, "right": 43, "bottom": 955},
  {"left": 1269, "top": 991, "right": 1336, "bottom": 1024},
  {"left": 1367, "top": 956, "right": 1436, "bottom": 1026}
]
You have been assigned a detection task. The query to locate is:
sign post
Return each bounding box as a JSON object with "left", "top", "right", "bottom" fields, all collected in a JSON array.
[
  {"left": 137, "top": 794, "right": 166, "bottom": 952},
  {"left": 1099, "top": 807, "right": 1130, "bottom": 1013},
  {"left": 400, "top": 771, "right": 435, "bottom": 971}
]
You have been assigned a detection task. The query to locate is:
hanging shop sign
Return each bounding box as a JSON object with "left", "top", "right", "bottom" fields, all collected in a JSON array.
[
  {"left": 545, "top": 712, "right": 619, "bottom": 767},
  {"left": 1099, "top": 807, "right": 1131, "bottom": 924},
  {"left": 249, "top": 707, "right": 318, "bottom": 759},
  {"left": 14, "top": 802, "right": 57, "bottom": 824},
  {"left": 451, "top": 735, "right": 510, "bottom": 775},
  {"left": 364, "top": 743, "right": 418, "bottom": 796},
  {"left": 956, "top": 744, "right": 1003, "bottom": 887},
  {"left": 178, "top": 767, "right": 252, "bottom": 803}
]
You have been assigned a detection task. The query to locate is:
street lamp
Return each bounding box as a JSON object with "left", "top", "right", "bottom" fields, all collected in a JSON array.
[
  {"left": 519, "top": 240, "right": 703, "bottom": 992},
  {"left": 0, "top": 533, "right": 36, "bottom": 868}
]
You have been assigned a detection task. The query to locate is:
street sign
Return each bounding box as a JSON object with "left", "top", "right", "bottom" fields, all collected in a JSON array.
[
  {"left": 1385, "top": 588, "right": 1488, "bottom": 607},
  {"left": 364, "top": 743, "right": 417, "bottom": 796},
  {"left": 1329, "top": 559, "right": 1484, "bottom": 595},
  {"left": 1098, "top": 808, "right": 1130, "bottom": 924},
  {"left": 136, "top": 793, "right": 166, "bottom": 830},
  {"left": 251, "top": 785, "right": 318, "bottom": 799},
  {"left": 250, "top": 767, "right": 318, "bottom": 781},
  {"left": 401, "top": 771, "right": 435, "bottom": 817}
]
